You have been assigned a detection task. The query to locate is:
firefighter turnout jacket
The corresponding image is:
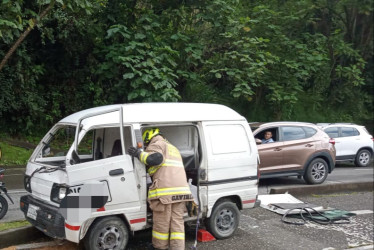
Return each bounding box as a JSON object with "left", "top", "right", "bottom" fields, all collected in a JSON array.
[{"left": 138, "top": 135, "right": 193, "bottom": 204}]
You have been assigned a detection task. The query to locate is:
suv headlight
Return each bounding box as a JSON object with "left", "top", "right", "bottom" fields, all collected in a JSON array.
[{"left": 51, "top": 183, "right": 69, "bottom": 204}]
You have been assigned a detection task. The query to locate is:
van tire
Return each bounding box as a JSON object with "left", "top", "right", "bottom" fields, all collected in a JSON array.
[
  {"left": 304, "top": 158, "right": 328, "bottom": 185},
  {"left": 355, "top": 149, "right": 372, "bottom": 167},
  {"left": 84, "top": 216, "right": 129, "bottom": 250},
  {"left": 206, "top": 200, "right": 240, "bottom": 239}
]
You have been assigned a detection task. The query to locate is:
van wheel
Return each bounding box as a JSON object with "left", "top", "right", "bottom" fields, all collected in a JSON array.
[
  {"left": 304, "top": 158, "right": 328, "bottom": 185},
  {"left": 355, "top": 149, "right": 372, "bottom": 167},
  {"left": 84, "top": 216, "right": 129, "bottom": 250},
  {"left": 206, "top": 200, "right": 240, "bottom": 239}
]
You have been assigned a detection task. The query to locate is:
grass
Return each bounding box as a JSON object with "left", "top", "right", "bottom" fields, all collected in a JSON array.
[
  {"left": 0, "top": 141, "right": 32, "bottom": 166},
  {"left": 0, "top": 220, "right": 30, "bottom": 231}
]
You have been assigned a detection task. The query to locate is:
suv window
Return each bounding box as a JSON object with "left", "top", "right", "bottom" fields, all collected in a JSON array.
[
  {"left": 324, "top": 127, "right": 339, "bottom": 138},
  {"left": 255, "top": 128, "right": 278, "bottom": 142},
  {"left": 341, "top": 127, "right": 360, "bottom": 137},
  {"left": 303, "top": 127, "right": 317, "bottom": 137},
  {"left": 282, "top": 126, "right": 306, "bottom": 141}
]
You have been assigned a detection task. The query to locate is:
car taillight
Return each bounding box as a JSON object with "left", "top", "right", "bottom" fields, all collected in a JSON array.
[
  {"left": 0, "top": 174, "right": 3, "bottom": 179},
  {"left": 372, "top": 137, "right": 374, "bottom": 141},
  {"left": 329, "top": 138, "right": 335, "bottom": 145}
]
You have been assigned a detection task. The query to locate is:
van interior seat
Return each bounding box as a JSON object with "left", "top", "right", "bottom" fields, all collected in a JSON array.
[
  {"left": 180, "top": 149, "right": 199, "bottom": 185},
  {"left": 110, "top": 139, "right": 122, "bottom": 157}
]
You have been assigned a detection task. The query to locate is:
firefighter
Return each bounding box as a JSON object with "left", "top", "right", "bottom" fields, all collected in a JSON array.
[{"left": 128, "top": 128, "right": 193, "bottom": 250}]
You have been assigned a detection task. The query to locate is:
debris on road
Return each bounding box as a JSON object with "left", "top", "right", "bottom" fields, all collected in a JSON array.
[
  {"left": 258, "top": 193, "right": 327, "bottom": 215},
  {"left": 258, "top": 193, "right": 356, "bottom": 225}
]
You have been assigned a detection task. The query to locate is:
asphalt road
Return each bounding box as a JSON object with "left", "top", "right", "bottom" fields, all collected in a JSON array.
[
  {"left": 2, "top": 191, "right": 372, "bottom": 250},
  {"left": 1, "top": 164, "right": 373, "bottom": 223},
  {"left": 0, "top": 164, "right": 373, "bottom": 249}
]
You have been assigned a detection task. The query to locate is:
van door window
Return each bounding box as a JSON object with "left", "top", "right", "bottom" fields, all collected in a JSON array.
[{"left": 76, "top": 126, "right": 132, "bottom": 163}]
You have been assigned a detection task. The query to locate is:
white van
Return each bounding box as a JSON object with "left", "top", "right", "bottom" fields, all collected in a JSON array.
[{"left": 20, "top": 103, "right": 259, "bottom": 249}]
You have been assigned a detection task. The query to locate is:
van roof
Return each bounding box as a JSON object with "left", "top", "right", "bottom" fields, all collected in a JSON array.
[{"left": 59, "top": 103, "right": 245, "bottom": 124}]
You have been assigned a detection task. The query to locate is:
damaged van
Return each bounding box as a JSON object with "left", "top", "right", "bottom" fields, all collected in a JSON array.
[{"left": 20, "top": 103, "right": 259, "bottom": 249}]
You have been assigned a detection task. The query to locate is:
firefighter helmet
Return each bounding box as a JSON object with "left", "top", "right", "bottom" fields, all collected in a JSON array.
[{"left": 142, "top": 128, "right": 160, "bottom": 144}]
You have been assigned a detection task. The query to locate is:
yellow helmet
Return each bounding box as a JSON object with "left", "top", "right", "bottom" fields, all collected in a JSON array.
[{"left": 142, "top": 128, "right": 160, "bottom": 144}]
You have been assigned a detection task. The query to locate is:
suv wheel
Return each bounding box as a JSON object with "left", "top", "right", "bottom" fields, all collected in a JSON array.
[
  {"left": 355, "top": 149, "right": 372, "bottom": 167},
  {"left": 304, "top": 158, "right": 328, "bottom": 185}
]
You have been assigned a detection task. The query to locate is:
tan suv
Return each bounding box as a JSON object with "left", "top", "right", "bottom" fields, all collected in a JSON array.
[{"left": 252, "top": 122, "right": 336, "bottom": 184}]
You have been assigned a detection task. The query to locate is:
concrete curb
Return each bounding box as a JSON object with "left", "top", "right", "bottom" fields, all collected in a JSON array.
[
  {"left": 0, "top": 226, "right": 45, "bottom": 249},
  {"left": 15, "top": 240, "right": 68, "bottom": 250},
  {"left": 270, "top": 181, "right": 374, "bottom": 195}
]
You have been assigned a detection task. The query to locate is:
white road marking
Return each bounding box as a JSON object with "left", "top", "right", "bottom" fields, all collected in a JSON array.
[{"left": 350, "top": 210, "right": 373, "bottom": 215}]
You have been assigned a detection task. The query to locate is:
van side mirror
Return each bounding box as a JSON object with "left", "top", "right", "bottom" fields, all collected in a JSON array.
[
  {"left": 70, "top": 150, "right": 81, "bottom": 165},
  {"left": 255, "top": 139, "right": 262, "bottom": 145},
  {"left": 42, "top": 145, "right": 51, "bottom": 157}
]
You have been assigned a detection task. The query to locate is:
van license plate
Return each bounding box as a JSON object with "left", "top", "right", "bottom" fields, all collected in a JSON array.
[{"left": 27, "top": 204, "right": 39, "bottom": 220}]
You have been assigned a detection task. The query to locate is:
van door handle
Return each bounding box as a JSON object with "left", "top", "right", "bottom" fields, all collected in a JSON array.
[
  {"left": 305, "top": 144, "right": 313, "bottom": 147},
  {"left": 274, "top": 148, "right": 282, "bottom": 151},
  {"left": 109, "top": 169, "right": 124, "bottom": 176}
]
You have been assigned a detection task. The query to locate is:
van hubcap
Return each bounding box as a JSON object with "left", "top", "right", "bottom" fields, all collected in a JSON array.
[
  {"left": 97, "top": 226, "right": 120, "bottom": 249},
  {"left": 359, "top": 152, "right": 369, "bottom": 165},
  {"left": 216, "top": 209, "right": 234, "bottom": 233},
  {"left": 311, "top": 162, "right": 326, "bottom": 181}
]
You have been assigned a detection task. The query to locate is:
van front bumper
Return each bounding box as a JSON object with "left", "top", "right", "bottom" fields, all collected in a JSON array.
[{"left": 20, "top": 195, "right": 65, "bottom": 239}]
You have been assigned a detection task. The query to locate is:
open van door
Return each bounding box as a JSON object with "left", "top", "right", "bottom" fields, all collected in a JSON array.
[{"left": 65, "top": 108, "right": 141, "bottom": 211}]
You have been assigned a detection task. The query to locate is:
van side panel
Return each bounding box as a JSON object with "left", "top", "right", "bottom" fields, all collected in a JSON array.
[{"left": 202, "top": 121, "right": 258, "bottom": 217}]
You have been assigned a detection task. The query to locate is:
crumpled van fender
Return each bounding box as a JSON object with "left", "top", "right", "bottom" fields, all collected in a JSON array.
[
  {"left": 303, "top": 151, "right": 335, "bottom": 174},
  {"left": 79, "top": 214, "right": 131, "bottom": 241}
]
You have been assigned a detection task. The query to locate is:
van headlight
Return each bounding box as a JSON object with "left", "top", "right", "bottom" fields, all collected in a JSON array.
[
  {"left": 51, "top": 183, "right": 69, "bottom": 204},
  {"left": 24, "top": 175, "right": 32, "bottom": 193},
  {"left": 59, "top": 187, "right": 67, "bottom": 200}
]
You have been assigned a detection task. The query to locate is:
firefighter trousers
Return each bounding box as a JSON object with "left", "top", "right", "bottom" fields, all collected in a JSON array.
[{"left": 151, "top": 201, "right": 186, "bottom": 250}]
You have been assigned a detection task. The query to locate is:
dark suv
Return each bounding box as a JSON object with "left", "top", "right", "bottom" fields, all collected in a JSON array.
[{"left": 252, "top": 122, "right": 336, "bottom": 184}]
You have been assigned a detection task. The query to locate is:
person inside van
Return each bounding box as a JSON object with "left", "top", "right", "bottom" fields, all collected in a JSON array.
[
  {"left": 262, "top": 131, "right": 274, "bottom": 143},
  {"left": 128, "top": 128, "right": 193, "bottom": 250}
]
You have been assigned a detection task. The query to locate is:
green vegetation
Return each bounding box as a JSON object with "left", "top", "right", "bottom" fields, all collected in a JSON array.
[
  {"left": 0, "top": 220, "right": 30, "bottom": 231},
  {"left": 0, "top": 0, "right": 372, "bottom": 135},
  {"left": 0, "top": 141, "right": 32, "bottom": 166}
]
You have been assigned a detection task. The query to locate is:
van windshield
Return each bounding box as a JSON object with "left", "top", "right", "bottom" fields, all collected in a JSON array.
[{"left": 37, "top": 125, "right": 76, "bottom": 160}]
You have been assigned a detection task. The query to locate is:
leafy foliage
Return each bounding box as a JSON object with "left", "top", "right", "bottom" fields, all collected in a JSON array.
[{"left": 0, "top": 0, "right": 372, "bottom": 135}]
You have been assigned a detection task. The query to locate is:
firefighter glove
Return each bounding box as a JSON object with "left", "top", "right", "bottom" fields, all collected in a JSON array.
[{"left": 127, "top": 146, "right": 141, "bottom": 158}]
